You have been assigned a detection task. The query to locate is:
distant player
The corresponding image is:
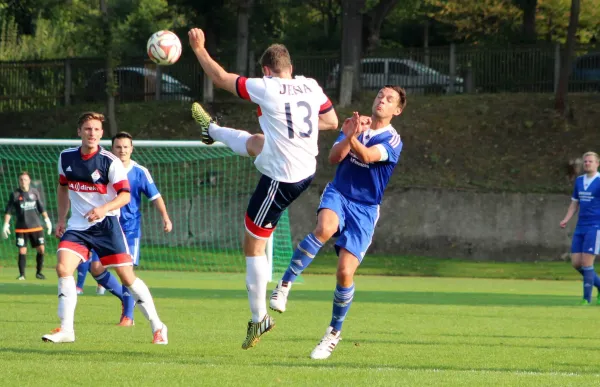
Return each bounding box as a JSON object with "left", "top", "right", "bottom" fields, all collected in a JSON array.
[
  {"left": 188, "top": 27, "right": 338, "bottom": 349},
  {"left": 560, "top": 151, "right": 600, "bottom": 305},
  {"left": 41, "top": 112, "right": 167, "bottom": 344},
  {"left": 269, "top": 86, "right": 405, "bottom": 359},
  {"left": 76, "top": 131, "right": 173, "bottom": 326},
  {"left": 2, "top": 171, "right": 52, "bottom": 280}
]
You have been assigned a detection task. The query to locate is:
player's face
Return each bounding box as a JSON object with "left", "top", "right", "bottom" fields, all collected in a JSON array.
[
  {"left": 18, "top": 174, "right": 30, "bottom": 191},
  {"left": 78, "top": 119, "right": 103, "bottom": 149},
  {"left": 583, "top": 155, "right": 599, "bottom": 173},
  {"left": 112, "top": 138, "right": 133, "bottom": 163},
  {"left": 372, "top": 88, "right": 402, "bottom": 119}
]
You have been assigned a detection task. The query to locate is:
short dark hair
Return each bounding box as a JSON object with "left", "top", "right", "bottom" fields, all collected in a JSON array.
[
  {"left": 384, "top": 85, "right": 407, "bottom": 110},
  {"left": 77, "top": 112, "right": 105, "bottom": 129},
  {"left": 19, "top": 171, "right": 30, "bottom": 178},
  {"left": 259, "top": 44, "right": 292, "bottom": 73},
  {"left": 112, "top": 131, "right": 133, "bottom": 146}
]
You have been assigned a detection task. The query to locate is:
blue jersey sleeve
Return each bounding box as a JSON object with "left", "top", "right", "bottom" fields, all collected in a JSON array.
[
  {"left": 379, "top": 133, "right": 403, "bottom": 164},
  {"left": 571, "top": 179, "right": 579, "bottom": 201},
  {"left": 139, "top": 168, "right": 161, "bottom": 200},
  {"left": 333, "top": 130, "right": 346, "bottom": 145}
]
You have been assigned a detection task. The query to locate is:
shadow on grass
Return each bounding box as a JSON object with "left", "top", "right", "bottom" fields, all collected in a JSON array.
[{"left": 0, "top": 283, "right": 580, "bottom": 307}]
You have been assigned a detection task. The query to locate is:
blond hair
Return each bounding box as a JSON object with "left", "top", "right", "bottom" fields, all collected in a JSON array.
[
  {"left": 583, "top": 151, "right": 600, "bottom": 162},
  {"left": 77, "top": 112, "right": 105, "bottom": 129}
]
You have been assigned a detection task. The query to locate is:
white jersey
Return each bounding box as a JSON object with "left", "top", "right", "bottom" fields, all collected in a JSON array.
[
  {"left": 236, "top": 76, "right": 333, "bottom": 183},
  {"left": 58, "top": 147, "right": 130, "bottom": 231}
]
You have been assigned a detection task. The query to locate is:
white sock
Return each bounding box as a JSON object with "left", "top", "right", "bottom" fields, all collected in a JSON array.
[
  {"left": 246, "top": 256, "right": 270, "bottom": 323},
  {"left": 128, "top": 277, "right": 163, "bottom": 332},
  {"left": 209, "top": 123, "right": 251, "bottom": 157},
  {"left": 58, "top": 276, "right": 77, "bottom": 332}
]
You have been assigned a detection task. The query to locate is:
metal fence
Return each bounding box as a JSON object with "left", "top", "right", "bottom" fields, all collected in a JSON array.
[{"left": 1, "top": 44, "right": 599, "bottom": 113}]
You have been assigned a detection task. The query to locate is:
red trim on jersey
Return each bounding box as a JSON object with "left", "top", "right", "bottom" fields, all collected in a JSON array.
[
  {"left": 81, "top": 147, "right": 100, "bottom": 160},
  {"left": 244, "top": 213, "right": 276, "bottom": 238},
  {"left": 113, "top": 180, "right": 130, "bottom": 193},
  {"left": 257, "top": 106, "right": 262, "bottom": 117},
  {"left": 100, "top": 253, "right": 132, "bottom": 267},
  {"left": 236, "top": 76, "right": 250, "bottom": 100},
  {"left": 67, "top": 180, "right": 108, "bottom": 194},
  {"left": 319, "top": 98, "right": 333, "bottom": 114},
  {"left": 58, "top": 241, "right": 90, "bottom": 260},
  {"left": 59, "top": 174, "right": 68, "bottom": 185}
]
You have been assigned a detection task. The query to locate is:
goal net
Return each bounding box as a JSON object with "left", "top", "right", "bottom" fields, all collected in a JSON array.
[{"left": 0, "top": 139, "right": 294, "bottom": 278}]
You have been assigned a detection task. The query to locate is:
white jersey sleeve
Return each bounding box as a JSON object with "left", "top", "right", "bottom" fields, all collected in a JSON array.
[{"left": 108, "top": 157, "right": 130, "bottom": 194}]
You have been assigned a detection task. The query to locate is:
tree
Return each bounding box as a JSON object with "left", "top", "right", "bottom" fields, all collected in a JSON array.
[
  {"left": 100, "top": 0, "right": 118, "bottom": 136},
  {"left": 362, "top": 0, "right": 399, "bottom": 53},
  {"left": 513, "top": 0, "right": 537, "bottom": 43},
  {"left": 340, "top": 0, "right": 365, "bottom": 98},
  {"left": 235, "top": 0, "right": 254, "bottom": 76},
  {"left": 554, "top": 0, "right": 580, "bottom": 115}
]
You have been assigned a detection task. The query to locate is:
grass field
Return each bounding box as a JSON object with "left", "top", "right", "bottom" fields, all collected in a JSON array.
[{"left": 1, "top": 267, "right": 599, "bottom": 386}]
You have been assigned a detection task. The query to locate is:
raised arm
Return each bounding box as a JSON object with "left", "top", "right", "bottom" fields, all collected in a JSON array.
[{"left": 188, "top": 28, "right": 239, "bottom": 96}]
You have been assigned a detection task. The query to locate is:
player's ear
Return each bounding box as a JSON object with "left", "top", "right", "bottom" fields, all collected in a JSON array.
[{"left": 262, "top": 66, "right": 271, "bottom": 76}]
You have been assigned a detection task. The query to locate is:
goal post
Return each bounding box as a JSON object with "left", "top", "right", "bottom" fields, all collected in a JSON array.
[{"left": 0, "top": 138, "right": 294, "bottom": 279}]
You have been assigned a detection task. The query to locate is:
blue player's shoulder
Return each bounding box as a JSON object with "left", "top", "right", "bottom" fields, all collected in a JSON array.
[{"left": 130, "top": 160, "right": 155, "bottom": 183}]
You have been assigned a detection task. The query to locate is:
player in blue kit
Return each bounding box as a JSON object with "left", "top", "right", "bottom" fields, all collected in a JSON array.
[
  {"left": 76, "top": 132, "right": 173, "bottom": 326},
  {"left": 269, "top": 86, "right": 406, "bottom": 359},
  {"left": 560, "top": 151, "right": 600, "bottom": 305}
]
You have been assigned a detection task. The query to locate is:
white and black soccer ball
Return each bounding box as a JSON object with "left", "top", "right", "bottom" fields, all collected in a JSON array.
[{"left": 147, "top": 30, "right": 182, "bottom": 66}]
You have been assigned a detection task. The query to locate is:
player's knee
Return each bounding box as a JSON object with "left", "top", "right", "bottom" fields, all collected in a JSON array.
[
  {"left": 56, "top": 262, "right": 70, "bottom": 277},
  {"left": 336, "top": 267, "right": 354, "bottom": 285},
  {"left": 90, "top": 261, "right": 104, "bottom": 276},
  {"left": 115, "top": 266, "right": 136, "bottom": 286},
  {"left": 313, "top": 224, "right": 335, "bottom": 242}
]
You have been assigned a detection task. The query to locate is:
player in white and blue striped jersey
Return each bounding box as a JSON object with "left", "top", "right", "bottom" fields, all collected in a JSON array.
[
  {"left": 76, "top": 132, "right": 172, "bottom": 326},
  {"left": 270, "top": 86, "right": 405, "bottom": 359},
  {"left": 560, "top": 151, "right": 600, "bottom": 305}
]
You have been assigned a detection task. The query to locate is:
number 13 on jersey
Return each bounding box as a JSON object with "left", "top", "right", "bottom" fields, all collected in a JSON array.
[{"left": 285, "top": 101, "right": 313, "bottom": 139}]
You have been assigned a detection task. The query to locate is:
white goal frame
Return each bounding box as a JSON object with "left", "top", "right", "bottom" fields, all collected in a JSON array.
[{"left": 0, "top": 138, "right": 274, "bottom": 281}]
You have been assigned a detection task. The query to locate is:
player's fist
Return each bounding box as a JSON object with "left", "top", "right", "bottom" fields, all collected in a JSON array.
[
  {"left": 163, "top": 218, "right": 173, "bottom": 233},
  {"left": 44, "top": 217, "right": 52, "bottom": 236},
  {"left": 560, "top": 219, "right": 568, "bottom": 228},
  {"left": 55, "top": 221, "right": 66, "bottom": 239},
  {"left": 188, "top": 28, "right": 206, "bottom": 53},
  {"left": 359, "top": 115, "right": 371, "bottom": 132},
  {"left": 1, "top": 223, "right": 10, "bottom": 239},
  {"left": 342, "top": 112, "right": 361, "bottom": 137},
  {"left": 85, "top": 207, "right": 107, "bottom": 222}
]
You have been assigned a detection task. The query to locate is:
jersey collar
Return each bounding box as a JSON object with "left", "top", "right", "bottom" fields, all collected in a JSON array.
[
  {"left": 124, "top": 160, "right": 137, "bottom": 173},
  {"left": 80, "top": 146, "right": 101, "bottom": 161},
  {"left": 583, "top": 172, "right": 600, "bottom": 189}
]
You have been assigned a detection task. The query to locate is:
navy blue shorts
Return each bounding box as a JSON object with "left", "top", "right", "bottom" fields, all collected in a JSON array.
[
  {"left": 57, "top": 216, "right": 132, "bottom": 268},
  {"left": 245, "top": 174, "right": 314, "bottom": 240},
  {"left": 91, "top": 229, "right": 140, "bottom": 266}
]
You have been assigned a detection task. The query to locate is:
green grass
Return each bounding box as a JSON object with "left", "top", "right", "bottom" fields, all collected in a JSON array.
[{"left": 1, "top": 269, "right": 599, "bottom": 386}]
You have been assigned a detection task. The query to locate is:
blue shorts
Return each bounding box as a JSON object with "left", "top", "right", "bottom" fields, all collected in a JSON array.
[
  {"left": 318, "top": 184, "right": 380, "bottom": 263},
  {"left": 571, "top": 226, "right": 600, "bottom": 254},
  {"left": 91, "top": 229, "right": 140, "bottom": 266},
  {"left": 58, "top": 216, "right": 132, "bottom": 268},
  {"left": 245, "top": 173, "right": 313, "bottom": 240}
]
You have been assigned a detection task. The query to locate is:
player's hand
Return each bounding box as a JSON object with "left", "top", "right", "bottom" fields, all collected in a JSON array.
[
  {"left": 342, "top": 112, "right": 361, "bottom": 137},
  {"left": 359, "top": 115, "right": 371, "bottom": 132},
  {"left": 1, "top": 223, "right": 10, "bottom": 239},
  {"left": 44, "top": 217, "right": 52, "bottom": 236},
  {"left": 163, "top": 217, "right": 173, "bottom": 233},
  {"left": 55, "top": 221, "right": 66, "bottom": 239},
  {"left": 188, "top": 28, "right": 206, "bottom": 53},
  {"left": 560, "top": 219, "right": 568, "bottom": 228},
  {"left": 85, "top": 207, "right": 107, "bottom": 222}
]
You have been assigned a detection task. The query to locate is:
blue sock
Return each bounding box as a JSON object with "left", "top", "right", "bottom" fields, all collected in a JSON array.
[
  {"left": 329, "top": 283, "right": 355, "bottom": 332},
  {"left": 577, "top": 267, "right": 600, "bottom": 290},
  {"left": 281, "top": 233, "right": 323, "bottom": 283},
  {"left": 582, "top": 266, "right": 595, "bottom": 303},
  {"left": 93, "top": 270, "right": 123, "bottom": 302},
  {"left": 76, "top": 260, "right": 91, "bottom": 289},
  {"left": 122, "top": 285, "right": 135, "bottom": 319}
]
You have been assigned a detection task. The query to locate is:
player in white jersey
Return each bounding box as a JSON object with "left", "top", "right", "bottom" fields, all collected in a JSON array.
[
  {"left": 188, "top": 28, "right": 338, "bottom": 349},
  {"left": 269, "top": 86, "right": 405, "bottom": 359},
  {"left": 41, "top": 112, "right": 168, "bottom": 345}
]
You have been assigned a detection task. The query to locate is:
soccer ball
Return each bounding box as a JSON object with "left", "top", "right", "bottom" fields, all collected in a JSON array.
[{"left": 147, "top": 30, "right": 182, "bottom": 66}]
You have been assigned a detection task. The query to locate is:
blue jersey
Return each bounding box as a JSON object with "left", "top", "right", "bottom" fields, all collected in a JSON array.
[
  {"left": 331, "top": 125, "right": 403, "bottom": 205},
  {"left": 119, "top": 160, "right": 161, "bottom": 233},
  {"left": 572, "top": 173, "right": 600, "bottom": 228}
]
